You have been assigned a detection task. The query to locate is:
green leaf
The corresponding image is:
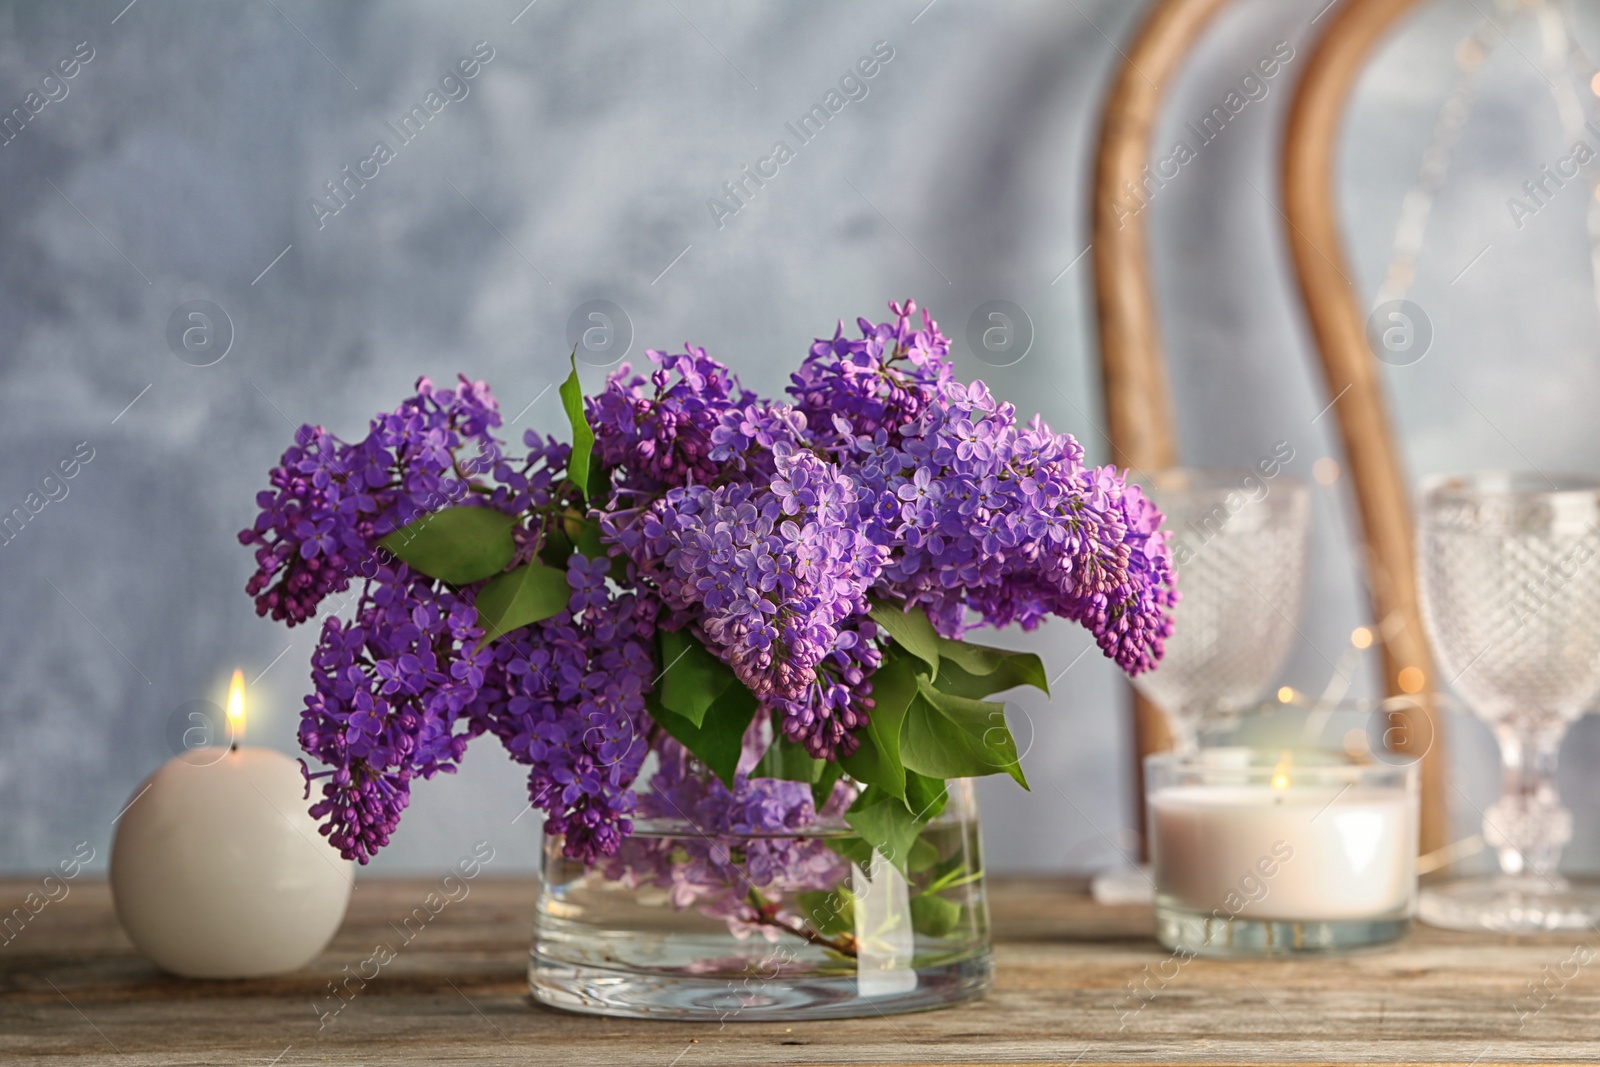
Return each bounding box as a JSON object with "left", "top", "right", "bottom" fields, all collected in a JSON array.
[
  {"left": 838, "top": 651, "right": 918, "bottom": 799},
  {"left": 868, "top": 600, "right": 940, "bottom": 679},
  {"left": 572, "top": 517, "right": 606, "bottom": 561},
  {"left": 379, "top": 506, "right": 518, "bottom": 586},
  {"left": 559, "top": 354, "right": 595, "bottom": 501},
  {"left": 825, "top": 834, "right": 878, "bottom": 874},
  {"left": 811, "top": 758, "right": 845, "bottom": 811},
  {"left": 586, "top": 460, "right": 611, "bottom": 504},
  {"left": 844, "top": 786, "right": 931, "bottom": 879},
  {"left": 753, "top": 737, "right": 822, "bottom": 784},
  {"left": 909, "top": 894, "right": 962, "bottom": 938},
  {"left": 473, "top": 562, "right": 570, "bottom": 647},
  {"left": 907, "top": 835, "right": 941, "bottom": 874},
  {"left": 903, "top": 769, "right": 949, "bottom": 823},
  {"left": 656, "top": 629, "right": 736, "bottom": 728},
  {"left": 795, "top": 889, "right": 855, "bottom": 937},
  {"left": 646, "top": 680, "right": 757, "bottom": 789},
  {"left": 537, "top": 524, "right": 575, "bottom": 569},
  {"left": 901, "top": 678, "right": 1030, "bottom": 789},
  {"left": 933, "top": 636, "right": 1049, "bottom": 698}
]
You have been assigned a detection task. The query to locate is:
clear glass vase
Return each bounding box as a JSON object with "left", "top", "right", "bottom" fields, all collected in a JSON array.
[{"left": 530, "top": 778, "right": 991, "bottom": 1020}]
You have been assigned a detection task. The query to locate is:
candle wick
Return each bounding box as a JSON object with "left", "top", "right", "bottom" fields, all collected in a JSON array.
[{"left": 230, "top": 740, "right": 238, "bottom": 753}]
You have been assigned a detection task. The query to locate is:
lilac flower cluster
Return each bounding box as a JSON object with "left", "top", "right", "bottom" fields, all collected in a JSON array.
[
  {"left": 240, "top": 376, "right": 511, "bottom": 626},
  {"left": 244, "top": 300, "right": 1175, "bottom": 878},
  {"left": 602, "top": 446, "right": 886, "bottom": 757},
  {"left": 297, "top": 565, "right": 488, "bottom": 863},
  {"left": 770, "top": 614, "right": 882, "bottom": 759},
  {"left": 589, "top": 301, "right": 1176, "bottom": 761},
  {"left": 244, "top": 380, "right": 653, "bottom": 865},
  {"left": 588, "top": 345, "right": 756, "bottom": 492},
  {"left": 787, "top": 300, "right": 954, "bottom": 437},
  {"left": 789, "top": 302, "right": 1176, "bottom": 671},
  {"left": 815, "top": 378, "right": 1176, "bottom": 672},
  {"left": 469, "top": 558, "right": 657, "bottom": 863}
]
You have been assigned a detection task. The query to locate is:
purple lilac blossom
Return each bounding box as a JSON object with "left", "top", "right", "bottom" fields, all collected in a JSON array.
[
  {"left": 785, "top": 302, "right": 1176, "bottom": 670},
  {"left": 787, "top": 299, "right": 954, "bottom": 437},
  {"left": 248, "top": 302, "right": 1176, "bottom": 872},
  {"left": 586, "top": 344, "right": 756, "bottom": 494},
  {"left": 770, "top": 614, "right": 881, "bottom": 759},
  {"left": 591, "top": 301, "right": 1176, "bottom": 761},
  {"left": 297, "top": 565, "right": 489, "bottom": 863},
  {"left": 240, "top": 376, "right": 516, "bottom": 626},
  {"left": 469, "top": 557, "right": 658, "bottom": 864},
  {"left": 246, "top": 379, "right": 627, "bottom": 863},
  {"left": 604, "top": 446, "right": 886, "bottom": 758}
]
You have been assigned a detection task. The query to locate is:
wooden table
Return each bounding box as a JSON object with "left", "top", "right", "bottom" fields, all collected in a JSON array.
[{"left": 3, "top": 877, "right": 1594, "bottom": 1065}]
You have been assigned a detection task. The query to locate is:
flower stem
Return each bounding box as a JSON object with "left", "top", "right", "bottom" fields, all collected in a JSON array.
[{"left": 745, "top": 889, "right": 857, "bottom": 958}]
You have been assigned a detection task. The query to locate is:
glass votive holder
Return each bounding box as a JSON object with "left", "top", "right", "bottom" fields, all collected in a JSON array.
[{"left": 1145, "top": 748, "right": 1418, "bottom": 957}]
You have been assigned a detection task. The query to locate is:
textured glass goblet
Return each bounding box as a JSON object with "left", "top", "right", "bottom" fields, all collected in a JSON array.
[
  {"left": 1417, "top": 472, "right": 1600, "bottom": 932},
  {"left": 1133, "top": 469, "right": 1311, "bottom": 753}
]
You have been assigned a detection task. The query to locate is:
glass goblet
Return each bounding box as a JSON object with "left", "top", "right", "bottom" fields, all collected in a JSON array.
[
  {"left": 1133, "top": 468, "right": 1312, "bottom": 753},
  {"left": 1089, "top": 469, "right": 1309, "bottom": 906},
  {"left": 1417, "top": 472, "right": 1600, "bottom": 932}
]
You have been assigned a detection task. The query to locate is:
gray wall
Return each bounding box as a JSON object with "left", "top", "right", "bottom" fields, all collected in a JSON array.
[{"left": 2, "top": 0, "right": 1597, "bottom": 876}]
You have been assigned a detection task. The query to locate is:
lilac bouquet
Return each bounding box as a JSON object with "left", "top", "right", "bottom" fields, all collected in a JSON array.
[{"left": 240, "top": 301, "right": 1176, "bottom": 931}]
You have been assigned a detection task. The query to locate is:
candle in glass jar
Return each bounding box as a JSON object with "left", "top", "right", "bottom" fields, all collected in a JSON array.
[{"left": 1151, "top": 769, "right": 1416, "bottom": 922}]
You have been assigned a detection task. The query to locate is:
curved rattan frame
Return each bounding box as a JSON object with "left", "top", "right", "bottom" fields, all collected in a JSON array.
[
  {"left": 1092, "top": 0, "right": 1446, "bottom": 855},
  {"left": 1090, "top": 0, "right": 1235, "bottom": 855},
  {"left": 1283, "top": 0, "right": 1443, "bottom": 854}
]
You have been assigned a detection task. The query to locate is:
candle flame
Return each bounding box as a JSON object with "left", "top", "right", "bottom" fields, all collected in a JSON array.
[
  {"left": 227, "top": 669, "right": 246, "bottom": 744},
  {"left": 1270, "top": 756, "right": 1292, "bottom": 792}
]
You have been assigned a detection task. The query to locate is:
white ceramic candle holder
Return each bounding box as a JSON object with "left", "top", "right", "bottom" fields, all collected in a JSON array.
[{"left": 1145, "top": 747, "right": 1418, "bottom": 956}]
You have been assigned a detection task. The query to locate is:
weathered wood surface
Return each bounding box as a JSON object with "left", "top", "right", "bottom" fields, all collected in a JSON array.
[{"left": 3, "top": 877, "right": 1596, "bottom": 1066}]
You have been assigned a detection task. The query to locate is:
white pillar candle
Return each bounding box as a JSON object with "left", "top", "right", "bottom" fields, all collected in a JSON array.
[
  {"left": 1151, "top": 779, "right": 1416, "bottom": 923},
  {"left": 111, "top": 673, "right": 353, "bottom": 978}
]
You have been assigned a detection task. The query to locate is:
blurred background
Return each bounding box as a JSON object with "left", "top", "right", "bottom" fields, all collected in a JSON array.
[{"left": 2, "top": 0, "right": 1597, "bottom": 876}]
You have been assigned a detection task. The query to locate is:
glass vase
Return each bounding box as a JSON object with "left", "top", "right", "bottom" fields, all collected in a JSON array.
[{"left": 530, "top": 778, "right": 992, "bottom": 1021}]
